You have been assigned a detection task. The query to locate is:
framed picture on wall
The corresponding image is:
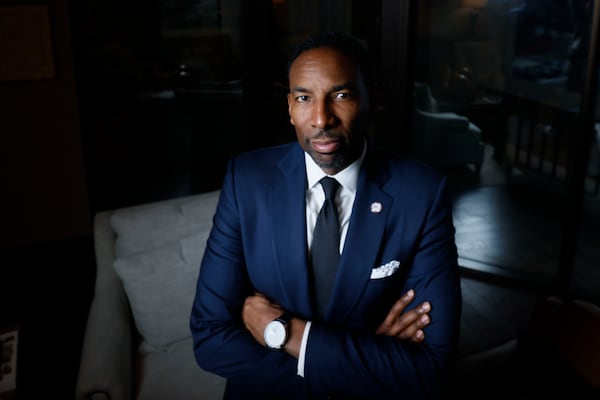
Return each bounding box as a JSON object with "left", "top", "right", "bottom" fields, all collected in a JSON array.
[{"left": 0, "top": 5, "right": 55, "bottom": 82}]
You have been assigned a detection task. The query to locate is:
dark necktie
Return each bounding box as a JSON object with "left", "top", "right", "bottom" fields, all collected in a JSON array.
[{"left": 311, "top": 177, "right": 341, "bottom": 320}]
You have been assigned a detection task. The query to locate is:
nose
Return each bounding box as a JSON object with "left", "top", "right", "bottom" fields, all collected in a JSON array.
[{"left": 311, "top": 99, "right": 336, "bottom": 129}]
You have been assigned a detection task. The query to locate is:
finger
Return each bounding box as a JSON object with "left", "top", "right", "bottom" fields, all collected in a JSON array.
[
  {"left": 376, "top": 308, "right": 417, "bottom": 335},
  {"left": 376, "top": 290, "right": 415, "bottom": 333},
  {"left": 383, "top": 306, "right": 429, "bottom": 338},
  {"left": 400, "top": 302, "right": 431, "bottom": 336},
  {"left": 397, "top": 313, "right": 431, "bottom": 341},
  {"left": 388, "top": 289, "right": 415, "bottom": 316},
  {"left": 376, "top": 299, "right": 430, "bottom": 336},
  {"left": 412, "top": 329, "right": 425, "bottom": 343}
]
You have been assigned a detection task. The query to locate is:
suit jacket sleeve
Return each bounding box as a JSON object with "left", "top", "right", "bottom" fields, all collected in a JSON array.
[
  {"left": 190, "top": 151, "right": 462, "bottom": 399},
  {"left": 189, "top": 157, "right": 305, "bottom": 396},
  {"left": 303, "top": 173, "right": 462, "bottom": 399}
]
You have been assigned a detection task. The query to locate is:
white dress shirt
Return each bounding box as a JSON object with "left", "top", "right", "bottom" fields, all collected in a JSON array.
[{"left": 297, "top": 144, "right": 366, "bottom": 377}]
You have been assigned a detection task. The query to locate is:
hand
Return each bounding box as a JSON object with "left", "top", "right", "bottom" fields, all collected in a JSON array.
[
  {"left": 242, "top": 292, "right": 284, "bottom": 346},
  {"left": 375, "top": 289, "right": 431, "bottom": 343}
]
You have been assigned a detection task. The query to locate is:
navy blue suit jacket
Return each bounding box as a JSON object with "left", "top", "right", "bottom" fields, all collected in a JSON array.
[{"left": 190, "top": 142, "right": 462, "bottom": 399}]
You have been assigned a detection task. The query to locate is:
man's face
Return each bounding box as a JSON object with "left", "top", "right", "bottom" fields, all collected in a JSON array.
[{"left": 287, "top": 47, "right": 370, "bottom": 175}]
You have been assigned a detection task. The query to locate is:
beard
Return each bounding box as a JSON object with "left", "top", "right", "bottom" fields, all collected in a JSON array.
[
  {"left": 304, "top": 130, "right": 364, "bottom": 174},
  {"left": 307, "top": 145, "right": 347, "bottom": 172}
]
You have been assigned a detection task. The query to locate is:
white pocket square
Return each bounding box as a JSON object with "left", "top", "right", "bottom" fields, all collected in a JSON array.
[{"left": 370, "top": 260, "right": 400, "bottom": 279}]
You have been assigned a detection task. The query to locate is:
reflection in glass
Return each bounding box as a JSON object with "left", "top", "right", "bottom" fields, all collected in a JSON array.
[{"left": 411, "top": 0, "right": 599, "bottom": 299}]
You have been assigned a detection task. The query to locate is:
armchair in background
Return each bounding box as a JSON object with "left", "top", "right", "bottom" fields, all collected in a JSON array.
[{"left": 410, "top": 82, "right": 485, "bottom": 173}]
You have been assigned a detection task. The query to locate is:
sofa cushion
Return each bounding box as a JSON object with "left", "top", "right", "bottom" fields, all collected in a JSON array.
[
  {"left": 111, "top": 191, "right": 221, "bottom": 257},
  {"left": 137, "top": 337, "right": 226, "bottom": 400},
  {"left": 114, "top": 233, "right": 205, "bottom": 349},
  {"left": 110, "top": 191, "right": 220, "bottom": 349}
]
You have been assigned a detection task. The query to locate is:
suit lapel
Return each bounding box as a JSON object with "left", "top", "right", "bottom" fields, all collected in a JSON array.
[
  {"left": 268, "top": 145, "right": 313, "bottom": 316},
  {"left": 327, "top": 154, "right": 392, "bottom": 324}
]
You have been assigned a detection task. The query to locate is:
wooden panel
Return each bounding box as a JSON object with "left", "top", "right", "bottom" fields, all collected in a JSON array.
[{"left": 0, "top": 5, "right": 55, "bottom": 81}]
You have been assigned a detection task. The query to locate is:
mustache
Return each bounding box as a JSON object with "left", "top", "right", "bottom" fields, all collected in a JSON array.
[{"left": 312, "top": 130, "right": 340, "bottom": 140}]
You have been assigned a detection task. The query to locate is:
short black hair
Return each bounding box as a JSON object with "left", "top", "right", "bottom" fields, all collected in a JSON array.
[{"left": 287, "top": 32, "right": 371, "bottom": 84}]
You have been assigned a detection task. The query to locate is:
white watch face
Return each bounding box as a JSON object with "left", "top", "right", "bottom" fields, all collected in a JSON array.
[{"left": 264, "top": 320, "right": 286, "bottom": 349}]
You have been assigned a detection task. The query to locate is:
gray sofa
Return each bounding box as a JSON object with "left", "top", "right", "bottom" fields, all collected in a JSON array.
[
  {"left": 76, "top": 188, "right": 525, "bottom": 400},
  {"left": 75, "top": 190, "right": 226, "bottom": 400},
  {"left": 75, "top": 187, "right": 600, "bottom": 400}
]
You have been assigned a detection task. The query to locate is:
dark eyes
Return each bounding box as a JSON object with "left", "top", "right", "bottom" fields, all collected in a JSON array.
[
  {"left": 335, "top": 92, "right": 352, "bottom": 100},
  {"left": 295, "top": 92, "right": 353, "bottom": 102}
]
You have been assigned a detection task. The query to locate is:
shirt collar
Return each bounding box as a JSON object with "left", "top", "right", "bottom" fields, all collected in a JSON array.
[{"left": 305, "top": 141, "right": 366, "bottom": 194}]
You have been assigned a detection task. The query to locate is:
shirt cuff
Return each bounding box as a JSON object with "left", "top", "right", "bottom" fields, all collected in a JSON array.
[{"left": 297, "top": 321, "right": 312, "bottom": 377}]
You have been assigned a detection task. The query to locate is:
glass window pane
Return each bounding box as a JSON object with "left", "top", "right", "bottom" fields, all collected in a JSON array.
[
  {"left": 410, "top": 0, "right": 595, "bottom": 297},
  {"left": 573, "top": 121, "right": 600, "bottom": 303},
  {"left": 158, "top": 0, "right": 243, "bottom": 83}
]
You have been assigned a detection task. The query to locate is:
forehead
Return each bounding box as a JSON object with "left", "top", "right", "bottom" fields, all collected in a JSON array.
[{"left": 289, "top": 47, "right": 361, "bottom": 85}]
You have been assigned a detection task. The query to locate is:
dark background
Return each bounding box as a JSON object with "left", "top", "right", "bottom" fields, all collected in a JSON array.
[{"left": 0, "top": 0, "right": 597, "bottom": 398}]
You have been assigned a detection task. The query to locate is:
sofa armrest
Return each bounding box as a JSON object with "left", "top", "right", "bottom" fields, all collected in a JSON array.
[{"left": 75, "top": 211, "right": 133, "bottom": 400}]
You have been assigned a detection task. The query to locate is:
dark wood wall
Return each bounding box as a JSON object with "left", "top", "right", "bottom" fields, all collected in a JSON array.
[{"left": 0, "top": 0, "right": 91, "bottom": 248}]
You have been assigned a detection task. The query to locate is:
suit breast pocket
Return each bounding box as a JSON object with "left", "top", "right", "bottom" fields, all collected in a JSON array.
[{"left": 370, "top": 260, "right": 401, "bottom": 279}]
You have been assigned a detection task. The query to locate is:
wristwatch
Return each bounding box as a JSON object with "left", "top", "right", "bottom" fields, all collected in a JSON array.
[{"left": 263, "top": 311, "right": 293, "bottom": 351}]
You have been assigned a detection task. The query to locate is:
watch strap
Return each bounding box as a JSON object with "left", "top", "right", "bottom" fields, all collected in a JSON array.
[{"left": 275, "top": 310, "right": 294, "bottom": 325}]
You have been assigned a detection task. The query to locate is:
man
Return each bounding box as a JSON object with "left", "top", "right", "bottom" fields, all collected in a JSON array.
[{"left": 190, "top": 32, "right": 462, "bottom": 399}]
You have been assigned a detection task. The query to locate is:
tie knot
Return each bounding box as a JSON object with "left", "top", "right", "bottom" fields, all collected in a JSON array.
[{"left": 320, "top": 177, "right": 340, "bottom": 201}]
